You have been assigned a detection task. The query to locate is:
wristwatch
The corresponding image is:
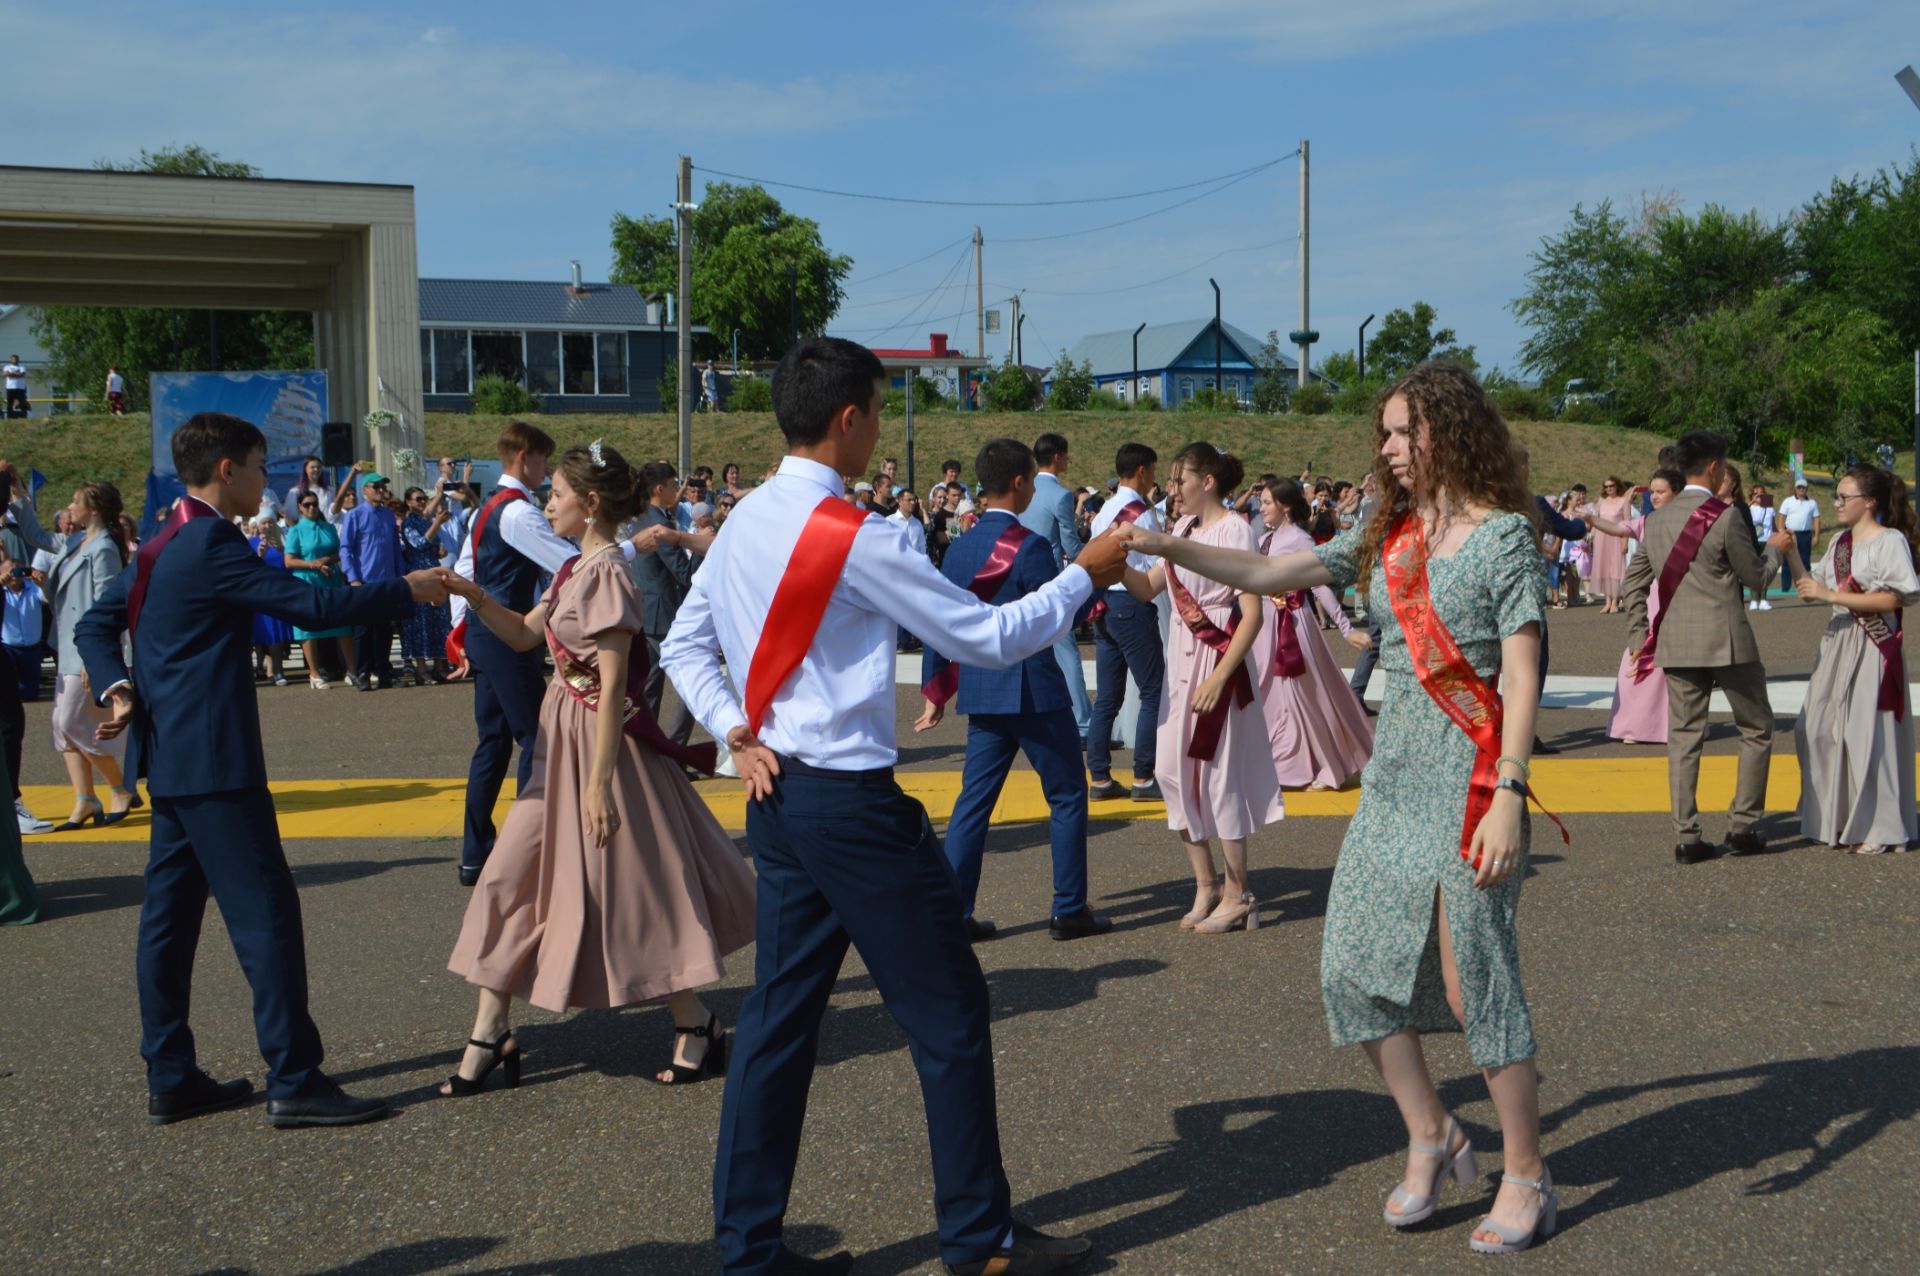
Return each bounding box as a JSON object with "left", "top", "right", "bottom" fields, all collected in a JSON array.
[{"left": 1494, "top": 777, "right": 1528, "bottom": 800}]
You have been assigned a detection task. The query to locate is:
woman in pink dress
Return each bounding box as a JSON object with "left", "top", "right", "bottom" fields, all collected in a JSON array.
[
  {"left": 1588, "top": 477, "right": 1634, "bottom": 612},
  {"left": 1119, "top": 443, "right": 1283, "bottom": 933},
  {"left": 1605, "top": 469, "right": 1684, "bottom": 743},
  {"left": 440, "top": 442, "right": 756, "bottom": 1094},
  {"left": 1253, "top": 478, "right": 1374, "bottom": 789}
]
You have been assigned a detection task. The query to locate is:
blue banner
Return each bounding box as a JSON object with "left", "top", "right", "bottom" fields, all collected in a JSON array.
[{"left": 145, "top": 371, "right": 328, "bottom": 534}]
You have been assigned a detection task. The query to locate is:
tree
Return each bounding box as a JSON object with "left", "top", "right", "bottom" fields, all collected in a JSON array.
[
  {"left": 1365, "top": 302, "right": 1477, "bottom": 379},
  {"left": 982, "top": 357, "right": 1040, "bottom": 412},
  {"left": 1317, "top": 348, "right": 1360, "bottom": 386},
  {"left": 30, "top": 146, "right": 314, "bottom": 410},
  {"left": 1510, "top": 200, "right": 1649, "bottom": 394},
  {"left": 1045, "top": 354, "right": 1095, "bottom": 410},
  {"left": 610, "top": 181, "right": 851, "bottom": 361}
]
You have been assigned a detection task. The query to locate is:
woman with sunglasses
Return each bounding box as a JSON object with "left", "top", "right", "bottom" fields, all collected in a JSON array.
[
  {"left": 1587, "top": 476, "right": 1634, "bottom": 613},
  {"left": 282, "top": 492, "right": 356, "bottom": 689},
  {"left": 398, "top": 486, "right": 452, "bottom": 685}
]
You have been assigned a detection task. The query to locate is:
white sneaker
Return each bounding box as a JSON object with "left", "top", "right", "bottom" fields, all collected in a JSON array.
[
  {"left": 1747, "top": 600, "right": 1758, "bottom": 610},
  {"left": 16, "top": 800, "right": 52, "bottom": 835},
  {"left": 1756, "top": 600, "right": 1772, "bottom": 611}
]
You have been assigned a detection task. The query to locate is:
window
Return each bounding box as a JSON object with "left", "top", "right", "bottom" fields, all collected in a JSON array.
[
  {"left": 525, "top": 331, "right": 561, "bottom": 394},
  {"left": 471, "top": 331, "right": 523, "bottom": 385},
  {"left": 420, "top": 330, "right": 432, "bottom": 391},
  {"left": 1226, "top": 377, "right": 1240, "bottom": 400},
  {"left": 596, "top": 332, "right": 627, "bottom": 395},
  {"left": 562, "top": 332, "right": 596, "bottom": 395},
  {"left": 1178, "top": 376, "right": 1194, "bottom": 401},
  {"left": 433, "top": 329, "right": 470, "bottom": 395}
]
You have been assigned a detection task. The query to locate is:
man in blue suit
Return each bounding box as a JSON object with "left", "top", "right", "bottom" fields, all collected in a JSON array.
[
  {"left": 1017, "top": 432, "right": 1092, "bottom": 740},
  {"left": 78, "top": 412, "right": 449, "bottom": 1128},
  {"left": 917, "top": 438, "right": 1112, "bottom": 945}
]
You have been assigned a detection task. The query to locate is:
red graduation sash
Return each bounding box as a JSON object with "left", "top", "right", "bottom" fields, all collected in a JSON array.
[
  {"left": 444, "top": 487, "right": 529, "bottom": 666},
  {"left": 1088, "top": 498, "right": 1147, "bottom": 622},
  {"left": 921, "top": 519, "right": 1033, "bottom": 708},
  {"left": 127, "top": 497, "right": 222, "bottom": 641},
  {"left": 1832, "top": 530, "right": 1907, "bottom": 721},
  {"left": 1165, "top": 518, "right": 1255, "bottom": 761},
  {"left": 1257, "top": 531, "right": 1307, "bottom": 678},
  {"left": 544, "top": 554, "right": 719, "bottom": 773},
  {"left": 1383, "top": 513, "right": 1568, "bottom": 865},
  {"left": 743, "top": 496, "right": 872, "bottom": 735},
  {"left": 1632, "top": 496, "right": 1729, "bottom": 682}
]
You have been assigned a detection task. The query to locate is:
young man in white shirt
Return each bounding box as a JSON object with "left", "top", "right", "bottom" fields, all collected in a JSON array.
[
  {"left": 2, "top": 357, "right": 26, "bottom": 419},
  {"left": 1747, "top": 484, "right": 1778, "bottom": 611},
  {"left": 104, "top": 365, "right": 128, "bottom": 415},
  {"left": 1084, "top": 442, "right": 1164, "bottom": 801}
]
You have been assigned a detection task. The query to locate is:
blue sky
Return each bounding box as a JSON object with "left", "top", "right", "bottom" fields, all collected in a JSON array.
[{"left": 10, "top": 1, "right": 1920, "bottom": 375}]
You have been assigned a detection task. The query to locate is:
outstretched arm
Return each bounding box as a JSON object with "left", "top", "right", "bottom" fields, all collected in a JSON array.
[
  {"left": 1116, "top": 523, "right": 1332, "bottom": 594},
  {"left": 442, "top": 572, "right": 549, "bottom": 651}
]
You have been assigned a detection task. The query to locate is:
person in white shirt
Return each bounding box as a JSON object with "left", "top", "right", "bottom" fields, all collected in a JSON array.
[
  {"left": 1084, "top": 441, "right": 1165, "bottom": 801},
  {"left": 1747, "top": 483, "right": 1780, "bottom": 611},
  {"left": 662, "top": 337, "right": 1122, "bottom": 1276},
  {"left": 1777, "top": 480, "right": 1821, "bottom": 592},
  {"left": 3, "top": 357, "right": 27, "bottom": 419},
  {"left": 102, "top": 365, "right": 128, "bottom": 415}
]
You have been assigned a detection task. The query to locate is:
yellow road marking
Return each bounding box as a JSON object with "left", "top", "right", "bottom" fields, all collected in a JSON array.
[{"left": 17, "top": 755, "right": 1842, "bottom": 841}]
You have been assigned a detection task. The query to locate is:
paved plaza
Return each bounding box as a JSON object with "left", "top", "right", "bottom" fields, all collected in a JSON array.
[{"left": 4, "top": 602, "right": 1917, "bottom": 1275}]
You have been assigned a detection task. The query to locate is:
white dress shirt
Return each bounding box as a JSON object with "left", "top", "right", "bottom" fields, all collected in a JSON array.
[
  {"left": 887, "top": 508, "right": 928, "bottom": 556},
  {"left": 1087, "top": 485, "right": 1160, "bottom": 589},
  {"left": 661, "top": 455, "right": 1093, "bottom": 770},
  {"left": 449, "top": 475, "right": 635, "bottom": 624}
]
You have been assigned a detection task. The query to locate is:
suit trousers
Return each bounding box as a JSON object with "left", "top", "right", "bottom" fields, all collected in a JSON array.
[
  {"left": 1349, "top": 607, "right": 1385, "bottom": 700},
  {"left": 944, "top": 708, "right": 1089, "bottom": 919},
  {"left": 1786, "top": 532, "right": 1813, "bottom": 591},
  {"left": 1086, "top": 593, "right": 1163, "bottom": 781},
  {"left": 1664, "top": 661, "right": 1774, "bottom": 840},
  {"left": 0, "top": 651, "right": 21, "bottom": 801},
  {"left": 462, "top": 637, "right": 545, "bottom": 871},
  {"left": 353, "top": 618, "right": 395, "bottom": 682},
  {"left": 641, "top": 633, "right": 696, "bottom": 746},
  {"left": 138, "top": 786, "right": 325, "bottom": 1099},
  {"left": 1051, "top": 632, "right": 1092, "bottom": 737},
  {"left": 714, "top": 766, "right": 1012, "bottom": 1274}
]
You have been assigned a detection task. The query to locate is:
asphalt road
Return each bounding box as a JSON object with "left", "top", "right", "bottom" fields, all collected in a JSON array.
[{"left": 4, "top": 599, "right": 1917, "bottom": 1275}]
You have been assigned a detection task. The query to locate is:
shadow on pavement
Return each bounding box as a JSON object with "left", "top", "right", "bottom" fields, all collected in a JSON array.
[
  {"left": 28, "top": 855, "right": 451, "bottom": 919},
  {"left": 1088, "top": 864, "right": 1333, "bottom": 934},
  {"left": 279, "top": 1223, "right": 850, "bottom": 1275}
]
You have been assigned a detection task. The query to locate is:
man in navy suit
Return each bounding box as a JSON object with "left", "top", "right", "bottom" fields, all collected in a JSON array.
[
  {"left": 917, "top": 438, "right": 1112, "bottom": 944},
  {"left": 77, "top": 412, "right": 449, "bottom": 1127}
]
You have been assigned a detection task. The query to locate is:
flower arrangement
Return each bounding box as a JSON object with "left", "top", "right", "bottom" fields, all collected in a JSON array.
[
  {"left": 391, "top": 447, "right": 420, "bottom": 473},
  {"left": 364, "top": 408, "right": 399, "bottom": 433}
]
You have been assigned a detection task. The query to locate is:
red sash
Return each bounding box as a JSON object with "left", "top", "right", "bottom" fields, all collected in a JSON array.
[
  {"left": 1166, "top": 518, "right": 1255, "bottom": 761},
  {"left": 1257, "top": 532, "right": 1307, "bottom": 678},
  {"left": 1088, "top": 498, "right": 1147, "bottom": 622},
  {"left": 444, "top": 488, "right": 529, "bottom": 667},
  {"left": 544, "top": 555, "right": 719, "bottom": 773},
  {"left": 1632, "top": 496, "right": 1729, "bottom": 682},
  {"left": 127, "top": 497, "right": 222, "bottom": 641},
  {"left": 1383, "top": 514, "right": 1569, "bottom": 865},
  {"left": 1832, "top": 530, "right": 1907, "bottom": 721},
  {"left": 922, "top": 519, "right": 1033, "bottom": 708},
  {"left": 743, "top": 496, "right": 872, "bottom": 735}
]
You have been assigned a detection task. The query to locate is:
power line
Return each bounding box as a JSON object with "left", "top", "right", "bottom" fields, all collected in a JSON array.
[
  {"left": 694, "top": 153, "right": 1296, "bottom": 209},
  {"left": 998, "top": 163, "right": 1277, "bottom": 244},
  {"left": 988, "top": 236, "right": 1292, "bottom": 299},
  {"left": 834, "top": 241, "right": 973, "bottom": 339},
  {"left": 844, "top": 234, "right": 971, "bottom": 286}
]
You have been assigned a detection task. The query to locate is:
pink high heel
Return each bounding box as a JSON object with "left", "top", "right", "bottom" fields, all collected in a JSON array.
[{"left": 1178, "top": 876, "right": 1223, "bottom": 930}]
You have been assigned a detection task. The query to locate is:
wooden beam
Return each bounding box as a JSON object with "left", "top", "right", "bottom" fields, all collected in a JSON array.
[
  {"left": 0, "top": 281, "right": 325, "bottom": 310},
  {"left": 0, "top": 225, "right": 349, "bottom": 265},
  {"left": 0, "top": 257, "right": 336, "bottom": 289}
]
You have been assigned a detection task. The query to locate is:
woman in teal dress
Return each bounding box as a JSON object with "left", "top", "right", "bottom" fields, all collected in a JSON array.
[
  {"left": 1120, "top": 361, "right": 1557, "bottom": 1255},
  {"left": 282, "top": 494, "right": 357, "bottom": 690}
]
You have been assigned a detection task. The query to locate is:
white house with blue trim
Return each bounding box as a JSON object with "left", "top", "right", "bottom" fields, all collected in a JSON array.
[{"left": 1054, "top": 317, "right": 1327, "bottom": 407}]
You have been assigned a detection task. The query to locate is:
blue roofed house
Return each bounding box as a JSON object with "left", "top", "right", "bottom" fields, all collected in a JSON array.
[{"left": 1054, "top": 317, "right": 1325, "bottom": 408}]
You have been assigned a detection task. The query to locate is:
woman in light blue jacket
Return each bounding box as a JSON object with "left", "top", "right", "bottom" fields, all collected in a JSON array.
[{"left": 46, "top": 482, "right": 138, "bottom": 830}]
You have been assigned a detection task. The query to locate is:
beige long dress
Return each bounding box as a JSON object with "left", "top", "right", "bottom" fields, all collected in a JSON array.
[
  {"left": 449, "top": 551, "right": 757, "bottom": 1011},
  {"left": 1794, "top": 529, "right": 1920, "bottom": 848}
]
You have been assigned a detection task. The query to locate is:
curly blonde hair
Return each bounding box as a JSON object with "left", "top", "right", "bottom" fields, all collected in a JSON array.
[{"left": 1352, "top": 361, "right": 1538, "bottom": 587}]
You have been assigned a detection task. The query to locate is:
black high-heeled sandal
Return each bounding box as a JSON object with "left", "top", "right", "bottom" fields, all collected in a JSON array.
[
  {"left": 439, "top": 1028, "right": 520, "bottom": 1097},
  {"left": 653, "top": 1014, "right": 728, "bottom": 1086}
]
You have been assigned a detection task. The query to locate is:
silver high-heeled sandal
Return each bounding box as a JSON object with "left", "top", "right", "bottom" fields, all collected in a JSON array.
[
  {"left": 1384, "top": 1115, "right": 1477, "bottom": 1227},
  {"left": 1469, "top": 1167, "right": 1557, "bottom": 1254},
  {"left": 1178, "top": 875, "right": 1224, "bottom": 930}
]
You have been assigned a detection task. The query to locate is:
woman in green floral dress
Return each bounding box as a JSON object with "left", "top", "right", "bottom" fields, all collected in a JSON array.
[{"left": 1120, "top": 361, "right": 1557, "bottom": 1254}]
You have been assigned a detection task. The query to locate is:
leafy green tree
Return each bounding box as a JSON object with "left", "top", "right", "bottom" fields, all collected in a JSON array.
[
  {"left": 29, "top": 146, "right": 314, "bottom": 409},
  {"left": 1798, "top": 154, "right": 1920, "bottom": 356},
  {"left": 1045, "top": 354, "right": 1095, "bottom": 410},
  {"left": 610, "top": 182, "right": 851, "bottom": 361},
  {"left": 1510, "top": 200, "right": 1649, "bottom": 394},
  {"left": 1317, "top": 348, "right": 1360, "bottom": 386},
  {"left": 1365, "top": 302, "right": 1477, "bottom": 379},
  {"left": 982, "top": 357, "right": 1040, "bottom": 412}
]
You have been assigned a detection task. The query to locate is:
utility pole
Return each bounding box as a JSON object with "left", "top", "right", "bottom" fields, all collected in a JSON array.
[
  {"left": 1009, "top": 293, "right": 1021, "bottom": 365},
  {"left": 1132, "top": 322, "right": 1146, "bottom": 404},
  {"left": 973, "top": 227, "right": 985, "bottom": 413},
  {"left": 675, "top": 154, "right": 693, "bottom": 481},
  {"left": 1297, "top": 139, "right": 1310, "bottom": 388},
  {"left": 1209, "top": 278, "right": 1222, "bottom": 400},
  {"left": 1358, "top": 313, "right": 1375, "bottom": 382},
  {"left": 1016, "top": 314, "right": 1025, "bottom": 368}
]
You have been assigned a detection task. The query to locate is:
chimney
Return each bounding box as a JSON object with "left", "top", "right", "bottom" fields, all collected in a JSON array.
[
  {"left": 929, "top": 332, "right": 949, "bottom": 357},
  {"left": 570, "top": 259, "right": 583, "bottom": 289}
]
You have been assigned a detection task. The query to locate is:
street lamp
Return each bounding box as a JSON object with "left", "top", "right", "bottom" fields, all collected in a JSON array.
[
  {"left": 1902, "top": 66, "right": 1920, "bottom": 482},
  {"left": 1209, "top": 278, "right": 1222, "bottom": 402},
  {"left": 1132, "top": 322, "right": 1146, "bottom": 405},
  {"left": 1358, "top": 314, "right": 1376, "bottom": 383}
]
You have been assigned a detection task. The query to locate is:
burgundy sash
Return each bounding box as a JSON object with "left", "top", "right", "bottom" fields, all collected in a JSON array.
[
  {"left": 1384, "top": 514, "right": 1568, "bottom": 865},
  {"left": 1166, "top": 518, "right": 1255, "bottom": 761},
  {"left": 1832, "top": 530, "right": 1906, "bottom": 721},
  {"left": 1088, "top": 498, "right": 1147, "bottom": 622},
  {"left": 743, "top": 496, "right": 871, "bottom": 735},
  {"left": 1632, "top": 496, "right": 1729, "bottom": 683},
  {"left": 544, "top": 554, "right": 719, "bottom": 774},
  {"left": 1256, "top": 531, "right": 1307, "bottom": 678},
  {"left": 922, "top": 520, "right": 1033, "bottom": 708},
  {"left": 445, "top": 487, "right": 529, "bottom": 667},
  {"left": 127, "top": 497, "right": 222, "bottom": 640}
]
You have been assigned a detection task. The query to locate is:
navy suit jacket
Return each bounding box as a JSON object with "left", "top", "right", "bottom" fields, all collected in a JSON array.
[
  {"left": 76, "top": 515, "right": 414, "bottom": 797},
  {"left": 921, "top": 509, "right": 1081, "bottom": 716}
]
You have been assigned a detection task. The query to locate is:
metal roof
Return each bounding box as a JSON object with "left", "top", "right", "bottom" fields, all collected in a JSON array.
[
  {"left": 419, "top": 278, "right": 699, "bottom": 330},
  {"left": 1063, "top": 317, "right": 1292, "bottom": 377}
]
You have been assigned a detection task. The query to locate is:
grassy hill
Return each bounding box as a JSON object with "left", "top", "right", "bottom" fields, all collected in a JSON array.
[{"left": 4, "top": 408, "right": 1679, "bottom": 521}]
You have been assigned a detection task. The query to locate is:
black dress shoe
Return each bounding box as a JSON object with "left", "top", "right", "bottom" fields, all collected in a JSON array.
[
  {"left": 1049, "top": 907, "right": 1113, "bottom": 941},
  {"left": 946, "top": 1221, "right": 1093, "bottom": 1275},
  {"left": 1674, "top": 841, "right": 1719, "bottom": 865},
  {"left": 773, "top": 1249, "right": 853, "bottom": 1275},
  {"left": 965, "top": 917, "right": 997, "bottom": 943},
  {"left": 1724, "top": 830, "right": 1767, "bottom": 856},
  {"left": 1129, "top": 779, "right": 1162, "bottom": 802},
  {"left": 1087, "top": 778, "right": 1125, "bottom": 801},
  {"left": 458, "top": 865, "right": 482, "bottom": 887},
  {"left": 265, "top": 1083, "right": 389, "bottom": 1128},
  {"left": 148, "top": 1073, "right": 254, "bottom": 1125}
]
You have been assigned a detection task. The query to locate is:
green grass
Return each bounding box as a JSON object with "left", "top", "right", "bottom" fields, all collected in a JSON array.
[{"left": 5, "top": 408, "right": 1681, "bottom": 521}]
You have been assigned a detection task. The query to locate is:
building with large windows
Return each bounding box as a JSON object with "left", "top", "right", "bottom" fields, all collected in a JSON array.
[
  {"left": 1055, "top": 317, "right": 1327, "bottom": 408},
  {"left": 419, "top": 274, "right": 707, "bottom": 413}
]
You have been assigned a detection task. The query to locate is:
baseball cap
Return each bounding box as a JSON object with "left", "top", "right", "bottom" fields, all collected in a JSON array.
[
  {"left": 362, "top": 471, "right": 389, "bottom": 487},
  {"left": 853, "top": 481, "right": 874, "bottom": 493}
]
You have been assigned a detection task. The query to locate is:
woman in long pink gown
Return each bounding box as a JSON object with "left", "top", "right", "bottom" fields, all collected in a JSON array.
[
  {"left": 1120, "top": 443, "right": 1282, "bottom": 933},
  {"left": 1588, "top": 477, "right": 1633, "bottom": 612},
  {"left": 1251, "top": 479, "right": 1374, "bottom": 788},
  {"left": 1606, "top": 470, "right": 1683, "bottom": 743}
]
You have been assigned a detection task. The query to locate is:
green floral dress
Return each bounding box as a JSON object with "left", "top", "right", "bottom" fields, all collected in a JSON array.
[{"left": 1311, "top": 512, "right": 1545, "bottom": 1067}]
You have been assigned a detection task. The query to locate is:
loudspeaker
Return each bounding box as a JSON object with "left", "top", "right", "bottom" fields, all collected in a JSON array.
[{"left": 320, "top": 421, "right": 355, "bottom": 468}]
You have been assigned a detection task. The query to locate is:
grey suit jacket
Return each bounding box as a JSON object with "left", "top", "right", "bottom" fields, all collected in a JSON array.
[
  {"left": 50, "top": 529, "right": 127, "bottom": 675},
  {"left": 1624, "top": 488, "right": 1767, "bottom": 668},
  {"left": 1018, "top": 471, "right": 1082, "bottom": 567},
  {"left": 630, "top": 504, "right": 692, "bottom": 637}
]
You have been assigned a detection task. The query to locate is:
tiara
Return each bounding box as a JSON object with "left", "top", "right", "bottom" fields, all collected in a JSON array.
[{"left": 588, "top": 438, "right": 605, "bottom": 467}]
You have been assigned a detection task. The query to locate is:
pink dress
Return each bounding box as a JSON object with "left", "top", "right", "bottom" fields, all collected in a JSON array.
[
  {"left": 1588, "top": 494, "right": 1632, "bottom": 590},
  {"left": 449, "top": 552, "right": 757, "bottom": 1011},
  {"left": 1606, "top": 515, "right": 1669, "bottom": 743},
  {"left": 1251, "top": 524, "right": 1374, "bottom": 788},
  {"left": 1154, "top": 515, "right": 1286, "bottom": 840}
]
